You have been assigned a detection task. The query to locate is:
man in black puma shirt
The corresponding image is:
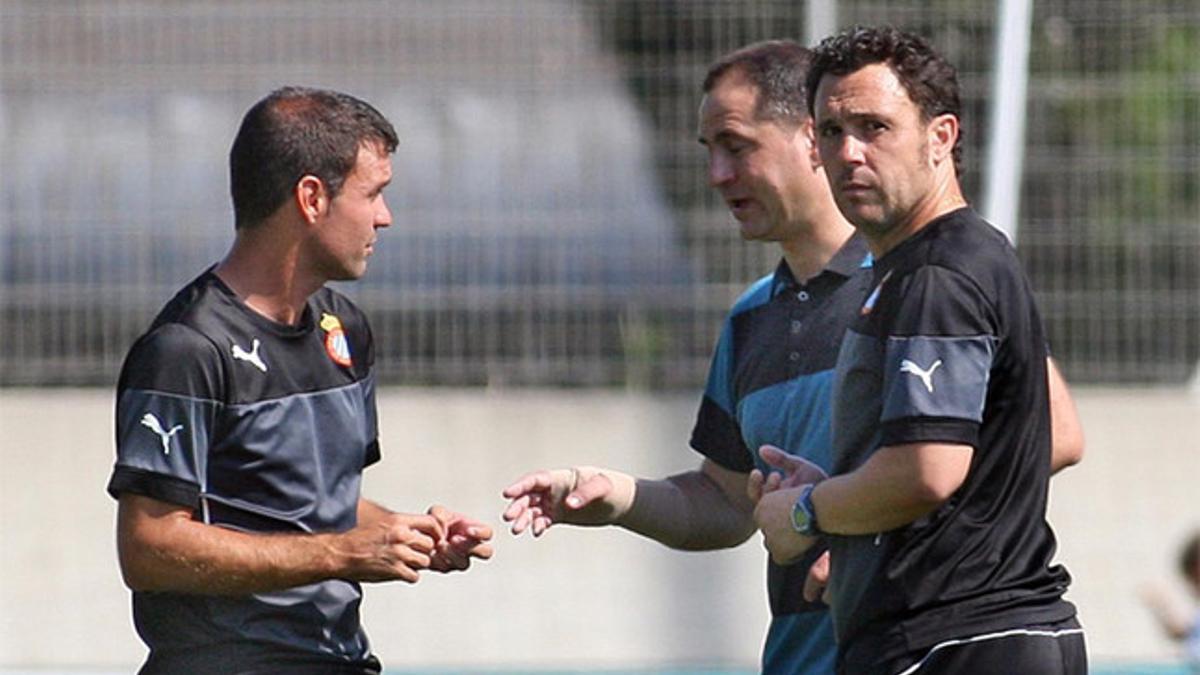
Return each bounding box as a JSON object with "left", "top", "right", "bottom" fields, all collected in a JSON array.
[
  {"left": 107, "top": 87, "right": 493, "bottom": 674},
  {"left": 750, "top": 27, "right": 1087, "bottom": 674}
]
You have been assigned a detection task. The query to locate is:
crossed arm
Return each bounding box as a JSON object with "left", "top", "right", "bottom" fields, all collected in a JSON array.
[
  {"left": 117, "top": 494, "right": 493, "bottom": 595},
  {"left": 752, "top": 356, "right": 1085, "bottom": 565}
]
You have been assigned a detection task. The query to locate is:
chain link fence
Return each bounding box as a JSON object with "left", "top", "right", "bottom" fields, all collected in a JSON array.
[{"left": 2, "top": 0, "right": 1197, "bottom": 386}]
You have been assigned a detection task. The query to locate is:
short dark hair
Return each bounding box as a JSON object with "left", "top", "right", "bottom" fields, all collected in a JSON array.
[
  {"left": 806, "top": 26, "right": 963, "bottom": 172},
  {"left": 229, "top": 86, "right": 399, "bottom": 229},
  {"left": 1182, "top": 531, "right": 1200, "bottom": 584},
  {"left": 703, "top": 40, "right": 812, "bottom": 127}
]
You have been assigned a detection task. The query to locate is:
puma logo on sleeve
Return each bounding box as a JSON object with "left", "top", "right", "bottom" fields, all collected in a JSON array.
[{"left": 899, "top": 359, "right": 942, "bottom": 394}]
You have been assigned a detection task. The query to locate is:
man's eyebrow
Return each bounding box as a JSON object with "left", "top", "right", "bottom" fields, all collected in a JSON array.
[
  {"left": 700, "top": 129, "right": 751, "bottom": 145},
  {"left": 819, "top": 109, "right": 889, "bottom": 128},
  {"left": 833, "top": 108, "right": 888, "bottom": 121}
]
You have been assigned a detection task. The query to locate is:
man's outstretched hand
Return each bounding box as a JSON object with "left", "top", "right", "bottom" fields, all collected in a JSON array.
[{"left": 501, "top": 467, "right": 634, "bottom": 536}]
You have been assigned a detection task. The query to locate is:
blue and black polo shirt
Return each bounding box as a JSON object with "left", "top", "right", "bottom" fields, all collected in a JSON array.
[
  {"left": 691, "top": 235, "right": 872, "bottom": 675},
  {"left": 107, "top": 269, "right": 382, "bottom": 674},
  {"left": 829, "top": 208, "right": 1077, "bottom": 673}
]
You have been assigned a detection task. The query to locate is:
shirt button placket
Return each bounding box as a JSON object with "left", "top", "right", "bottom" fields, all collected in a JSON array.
[{"left": 790, "top": 287, "right": 808, "bottom": 371}]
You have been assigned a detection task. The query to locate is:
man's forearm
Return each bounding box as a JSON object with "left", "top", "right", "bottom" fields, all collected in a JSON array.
[
  {"left": 118, "top": 496, "right": 340, "bottom": 595},
  {"left": 810, "top": 472, "right": 937, "bottom": 535},
  {"left": 811, "top": 443, "right": 972, "bottom": 535},
  {"left": 357, "top": 497, "right": 393, "bottom": 525},
  {"left": 119, "top": 494, "right": 436, "bottom": 595},
  {"left": 617, "top": 470, "right": 755, "bottom": 551}
]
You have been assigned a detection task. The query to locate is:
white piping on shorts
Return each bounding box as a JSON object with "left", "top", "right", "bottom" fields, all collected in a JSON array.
[{"left": 894, "top": 626, "right": 1086, "bottom": 675}]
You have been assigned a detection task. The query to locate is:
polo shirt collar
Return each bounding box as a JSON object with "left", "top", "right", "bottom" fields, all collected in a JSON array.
[{"left": 770, "top": 233, "right": 871, "bottom": 298}]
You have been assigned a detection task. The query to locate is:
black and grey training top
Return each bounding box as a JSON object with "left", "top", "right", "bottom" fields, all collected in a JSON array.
[{"left": 107, "top": 269, "right": 382, "bottom": 674}]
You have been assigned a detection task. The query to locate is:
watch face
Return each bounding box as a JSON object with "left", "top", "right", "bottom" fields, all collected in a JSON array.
[
  {"left": 791, "top": 496, "right": 811, "bottom": 534},
  {"left": 790, "top": 484, "right": 819, "bottom": 536}
]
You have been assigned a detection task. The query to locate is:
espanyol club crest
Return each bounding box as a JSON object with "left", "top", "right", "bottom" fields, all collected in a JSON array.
[
  {"left": 861, "top": 269, "right": 893, "bottom": 316},
  {"left": 320, "top": 313, "right": 353, "bottom": 367}
]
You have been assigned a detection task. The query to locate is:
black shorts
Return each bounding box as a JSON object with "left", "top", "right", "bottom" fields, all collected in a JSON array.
[{"left": 887, "top": 618, "right": 1087, "bottom": 675}]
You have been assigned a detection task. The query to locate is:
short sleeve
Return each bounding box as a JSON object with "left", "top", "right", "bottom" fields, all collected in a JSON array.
[
  {"left": 877, "top": 265, "right": 997, "bottom": 448},
  {"left": 106, "top": 323, "right": 224, "bottom": 507},
  {"left": 324, "top": 296, "right": 381, "bottom": 468},
  {"left": 361, "top": 369, "right": 381, "bottom": 468},
  {"left": 690, "top": 319, "right": 753, "bottom": 472}
]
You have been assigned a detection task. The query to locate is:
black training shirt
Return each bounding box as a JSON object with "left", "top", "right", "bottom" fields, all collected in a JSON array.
[{"left": 828, "top": 208, "right": 1076, "bottom": 671}]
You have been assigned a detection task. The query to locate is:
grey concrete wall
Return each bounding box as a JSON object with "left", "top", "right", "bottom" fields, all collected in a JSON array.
[{"left": 0, "top": 388, "right": 1196, "bottom": 669}]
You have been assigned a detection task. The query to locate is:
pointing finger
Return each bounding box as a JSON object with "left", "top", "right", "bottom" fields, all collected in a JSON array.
[
  {"left": 501, "top": 471, "right": 552, "bottom": 499},
  {"left": 758, "top": 444, "right": 799, "bottom": 470},
  {"left": 758, "top": 445, "right": 829, "bottom": 483}
]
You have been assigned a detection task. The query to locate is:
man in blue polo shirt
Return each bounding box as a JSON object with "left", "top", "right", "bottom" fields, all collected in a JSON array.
[{"left": 502, "top": 41, "right": 867, "bottom": 674}]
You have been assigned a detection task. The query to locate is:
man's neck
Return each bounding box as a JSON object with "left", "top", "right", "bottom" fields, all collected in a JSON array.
[
  {"left": 868, "top": 177, "right": 968, "bottom": 258},
  {"left": 778, "top": 217, "right": 857, "bottom": 284},
  {"left": 213, "top": 227, "right": 318, "bottom": 326}
]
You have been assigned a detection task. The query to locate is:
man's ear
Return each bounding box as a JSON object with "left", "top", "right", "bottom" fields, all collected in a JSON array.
[
  {"left": 802, "top": 117, "right": 822, "bottom": 170},
  {"left": 295, "top": 175, "right": 328, "bottom": 225},
  {"left": 928, "top": 113, "right": 959, "bottom": 167}
]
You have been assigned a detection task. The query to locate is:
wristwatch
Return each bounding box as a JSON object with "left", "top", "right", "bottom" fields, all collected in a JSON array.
[{"left": 790, "top": 483, "right": 822, "bottom": 536}]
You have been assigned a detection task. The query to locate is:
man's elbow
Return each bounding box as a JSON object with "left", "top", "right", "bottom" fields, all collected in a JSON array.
[
  {"left": 875, "top": 443, "right": 971, "bottom": 516},
  {"left": 118, "top": 553, "right": 152, "bottom": 592},
  {"left": 1051, "top": 433, "right": 1085, "bottom": 473},
  {"left": 1061, "top": 439, "right": 1085, "bottom": 468},
  {"left": 116, "top": 500, "right": 183, "bottom": 593},
  {"left": 117, "top": 536, "right": 168, "bottom": 592},
  {"left": 679, "top": 522, "right": 757, "bottom": 551},
  {"left": 910, "top": 461, "right": 970, "bottom": 506},
  {"left": 911, "top": 478, "right": 961, "bottom": 507},
  {"left": 120, "top": 565, "right": 152, "bottom": 592}
]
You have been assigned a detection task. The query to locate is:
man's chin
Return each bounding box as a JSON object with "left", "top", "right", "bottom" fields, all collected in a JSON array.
[
  {"left": 326, "top": 265, "right": 368, "bottom": 283},
  {"left": 838, "top": 204, "right": 884, "bottom": 231},
  {"left": 735, "top": 220, "right": 770, "bottom": 241}
]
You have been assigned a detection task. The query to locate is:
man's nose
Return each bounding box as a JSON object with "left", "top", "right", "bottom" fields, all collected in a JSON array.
[
  {"left": 375, "top": 198, "right": 392, "bottom": 229},
  {"left": 708, "top": 154, "right": 735, "bottom": 188},
  {"left": 837, "top": 133, "right": 867, "bottom": 165}
]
